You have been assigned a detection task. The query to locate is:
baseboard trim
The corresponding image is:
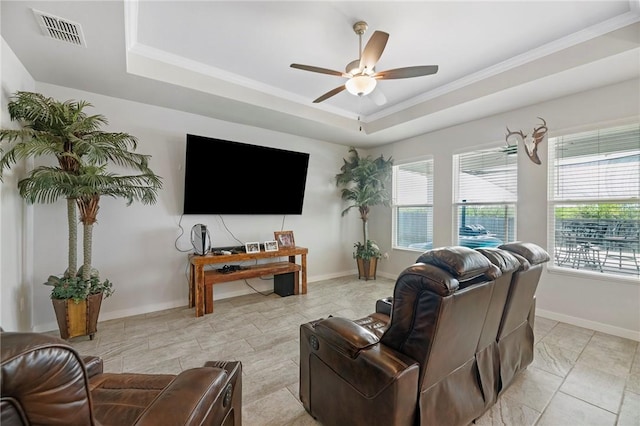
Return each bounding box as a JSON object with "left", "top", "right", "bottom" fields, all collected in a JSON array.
[
  {"left": 33, "top": 299, "right": 188, "bottom": 333},
  {"left": 376, "top": 271, "right": 396, "bottom": 280},
  {"left": 536, "top": 308, "right": 640, "bottom": 342},
  {"left": 308, "top": 270, "right": 358, "bottom": 282},
  {"left": 33, "top": 272, "right": 357, "bottom": 332},
  {"left": 312, "top": 270, "right": 397, "bottom": 281}
]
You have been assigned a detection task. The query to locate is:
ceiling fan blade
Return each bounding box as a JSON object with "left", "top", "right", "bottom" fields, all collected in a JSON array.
[
  {"left": 290, "top": 64, "right": 347, "bottom": 77},
  {"left": 359, "top": 30, "right": 389, "bottom": 71},
  {"left": 368, "top": 88, "right": 387, "bottom": 106},
  {"left": 375, "top": 65, "right": 439, "bottom": 79},
  {"left": 313, "top": 85, "right": 346, "bottom": 103}
]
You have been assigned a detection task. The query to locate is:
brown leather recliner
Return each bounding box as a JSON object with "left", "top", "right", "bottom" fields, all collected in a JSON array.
[
  {"left": 300, "top": 246, "right": 503, "bottom": 426},
  {"left": 490, "top": 241, "right": 551, "bottom": 394},
  {"left": 373, "top": 246, "right": 526, "bottom": 416},
  {"left": 1, "top": 331, "right": 242, "bottom": 426},
  {"left": 474, "top": 246, "right": 523, "bottom": 409}
]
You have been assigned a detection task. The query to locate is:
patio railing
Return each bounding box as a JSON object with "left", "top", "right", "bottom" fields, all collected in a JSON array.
[{"left": 554, "top": 219, "right": 639, "bottom": 277}]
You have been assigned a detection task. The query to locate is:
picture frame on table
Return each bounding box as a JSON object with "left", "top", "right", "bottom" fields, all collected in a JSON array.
[
  {"left": 245, "top": 241, "right": 261, "bottom": 254},
  {"left": 274, "top": 230, "right": 295, "bottom": 248},
  {"left": 264, "top": 240, "right": 279, "bottom": 252}
]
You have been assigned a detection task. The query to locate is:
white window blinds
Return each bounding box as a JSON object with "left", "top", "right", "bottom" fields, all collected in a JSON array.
[
  {"left": 551, "top": 124, "right": 640, "bottom": 202},
  {"left": 392, "top": 159, "right": 434, "bottom": 250},
  {"left": 549, "top": 123, "right": 639, "bottom": 278},
  {"left": 454, "top": 147, "right": 517, "bottom": 204},
  {"left": 394, "top": 161, "right": 434, "bottom": 205},
  {"left": 453, "top": 146, "right": 517, "bottom": 248}
]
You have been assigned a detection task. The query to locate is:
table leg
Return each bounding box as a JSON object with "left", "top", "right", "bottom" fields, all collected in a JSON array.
[
  {"left": 301, "top": 253, "right": 307, "bottom": 294},
  {"left": 205, "top": 284, "right": 214, "bottom": 314},
  {"left": 188, "top": 263, "right": 195, "bottom": 308},
  {"left": 288, "top": 255, "right": 299, "bottom": 295},
  {"left": 194, "top": 265, "right": 204, "bottom": 317}
]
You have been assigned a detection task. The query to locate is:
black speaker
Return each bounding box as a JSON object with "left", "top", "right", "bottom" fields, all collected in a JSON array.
[{"left": 274, "top": 273, "right": 295, "bottom": 297}]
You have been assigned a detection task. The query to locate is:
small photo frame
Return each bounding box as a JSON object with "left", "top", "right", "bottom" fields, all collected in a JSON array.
[
  {"left": 245, "top": 242, "right": 261, "bottom": 253},
  {"left": 264, "top": 240, "right": 279, "bottom": 252},
  {"left": 274, "top": 230, "right": 295, "bottom": 248}
]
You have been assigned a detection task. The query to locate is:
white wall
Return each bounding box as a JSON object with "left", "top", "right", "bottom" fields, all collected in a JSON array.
[
  {"left": 3, "top": 45, "right": 638, "bottom": 340},
  {"left": 374, "top": 78, "right": 640, "bottom": 340},
  {"left": 1, "top": 38, "right": 35, "bottom": 331},
  {"left": 22, "top": 83, "right": 361, "bottom": 332}
]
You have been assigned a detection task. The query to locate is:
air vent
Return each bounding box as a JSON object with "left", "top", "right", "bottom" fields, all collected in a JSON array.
[{"left": 32, "top": 9, "right": 86, "bottom": 47}]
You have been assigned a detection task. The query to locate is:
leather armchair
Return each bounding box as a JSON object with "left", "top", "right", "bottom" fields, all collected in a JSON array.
[
  {"left": 1, "top": 331, "right": 241, "bottom": 426},
  {"left": 300, "top": 246, "right": 501, "bottom": 426}
]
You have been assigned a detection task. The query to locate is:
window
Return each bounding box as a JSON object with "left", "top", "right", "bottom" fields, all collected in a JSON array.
[
  {"left": 453, "top": 146, "right": 517, "bottom": 249},
  {"left": 549, "top": 123, "right": 639, "bottom": 279},
  {"left": 392, "top": 159, "right": 434, "bottom": 250}
]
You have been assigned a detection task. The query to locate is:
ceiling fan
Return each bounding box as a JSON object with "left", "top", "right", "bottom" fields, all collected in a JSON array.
[{"left": 290, "top": 21, "right": 438, "bottom": 104}]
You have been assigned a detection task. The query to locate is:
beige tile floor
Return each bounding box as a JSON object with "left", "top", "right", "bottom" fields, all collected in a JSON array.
[{"left": 62, "top": 276, "right": 640, "bottom": 426}]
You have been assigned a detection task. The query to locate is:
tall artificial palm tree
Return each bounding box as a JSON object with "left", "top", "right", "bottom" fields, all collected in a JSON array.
[
  {"left": 1, "top": 92, "right": 103, "bottom": 277},
  {"left": 335, "top": 147, "right": 393, "bottom": 259},
  {"left": 0, "top": 91, "right": 162, "bottom": 289},
  {"left": 70, "top": 164, "right": 161, "bottom": 281}
]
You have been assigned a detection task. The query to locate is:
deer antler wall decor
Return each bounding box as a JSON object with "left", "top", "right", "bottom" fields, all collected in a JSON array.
[{"left": 505, "top": 117, "right": 548, "bottom": 165}]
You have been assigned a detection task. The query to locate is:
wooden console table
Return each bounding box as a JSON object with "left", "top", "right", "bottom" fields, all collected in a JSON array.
[{"left": 188, "top": 246, "right": 308, "bottom": 317}]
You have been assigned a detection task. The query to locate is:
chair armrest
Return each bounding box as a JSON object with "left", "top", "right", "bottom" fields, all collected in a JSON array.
[
  {"left": 302, "top": 319, "right": 419, "bottom": 398},
  {"left": 134, "top": 366, "right": 236, "bottom": 425},
  {"left": 203, "top": 360, "right": 242, "bottom": 426},
  {"left": 82, "top": 355, "right": 103, "bottom": 378},
  {"left": 375, "top": 297, "right": 393, "bottom": 316},
  {"left": 314, "top": 317, "right": 379, "bottom": 358},
  {"left": 1, "top": 332, "right": 94, "bottom": 424}
]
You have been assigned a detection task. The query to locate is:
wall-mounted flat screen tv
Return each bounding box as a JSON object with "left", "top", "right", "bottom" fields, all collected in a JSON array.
[{"left": 183, "top": 134, "right": 310, "bottom": 215}]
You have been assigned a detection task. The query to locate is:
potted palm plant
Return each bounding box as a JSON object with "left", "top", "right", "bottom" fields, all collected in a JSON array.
[
  {"left": 0, "top": 91, "right": 162, "bottom": 339},
  {"left": 335, "top": 147, "right": 393, "bottom": 280}
]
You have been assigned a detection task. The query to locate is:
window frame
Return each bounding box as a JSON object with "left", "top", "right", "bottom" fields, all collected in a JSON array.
[
  {"left": 547, "top": 122, "right": 640, "bottom": 280},
  {"left": 391, "top": 157, "right": 434, "bottom": 252},
  {"left": 452, "top": 143, "right": 518, "bottom": 249}
]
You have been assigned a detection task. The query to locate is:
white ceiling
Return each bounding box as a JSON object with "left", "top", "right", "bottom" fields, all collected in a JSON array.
[{"left": 2, "top": 1, "right": 639, "bottom": 148}]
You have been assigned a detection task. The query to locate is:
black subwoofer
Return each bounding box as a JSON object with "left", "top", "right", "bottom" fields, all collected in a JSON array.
[{"left": 274, "top": 272, "right": 295, "bottom": 297}]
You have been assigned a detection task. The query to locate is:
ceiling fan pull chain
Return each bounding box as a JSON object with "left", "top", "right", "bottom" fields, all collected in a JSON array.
[{"left": 357, "top": 95, "right": 363, "bottom": 131}]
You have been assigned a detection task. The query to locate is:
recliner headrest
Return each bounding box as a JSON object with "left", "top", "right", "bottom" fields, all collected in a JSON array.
[
  {"left": 498, "top": 242, "right": 550, "bottom": 266},
  {"left": 416, "top": 246, "right": 493, "bottom": 281},
  {"left": 476, "top": 248, "right": 521, "bottom": 273}
]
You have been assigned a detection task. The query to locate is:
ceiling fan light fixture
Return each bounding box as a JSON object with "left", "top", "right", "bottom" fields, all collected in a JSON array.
[
  {"left": 291, "top": 20, "right": 437, "bottom": 104},
  {"left": 346, "top": 59, "right": 360, "bottom": 75},
  {"left": 346, "top": 75, "right": 377, "bottom": 96}
]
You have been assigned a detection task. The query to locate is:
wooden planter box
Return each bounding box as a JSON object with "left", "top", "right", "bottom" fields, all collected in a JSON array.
[
  {"left": 52, "top": 292, "right": 103, "bottom": 340},
  {"left": 356, "top": 257, "right": 378, "bottom": 280}
]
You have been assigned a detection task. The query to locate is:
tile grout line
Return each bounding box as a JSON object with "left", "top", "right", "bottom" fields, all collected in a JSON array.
[{"left": 532, "top": 324, "right": 593, "bottom": 425}]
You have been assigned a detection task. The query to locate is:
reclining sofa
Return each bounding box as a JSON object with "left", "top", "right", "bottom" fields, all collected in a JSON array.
[
  {"left": 300, "top": 241, "right": 549, "bottom": 426},
  {"left": 1, "top": 330, "right": 242, "bottom": 426}
]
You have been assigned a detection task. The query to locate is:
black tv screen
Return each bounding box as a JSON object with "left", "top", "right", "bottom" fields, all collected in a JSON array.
[{"left": 183, "top": 134, "right": 310, "bottom": 215}]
